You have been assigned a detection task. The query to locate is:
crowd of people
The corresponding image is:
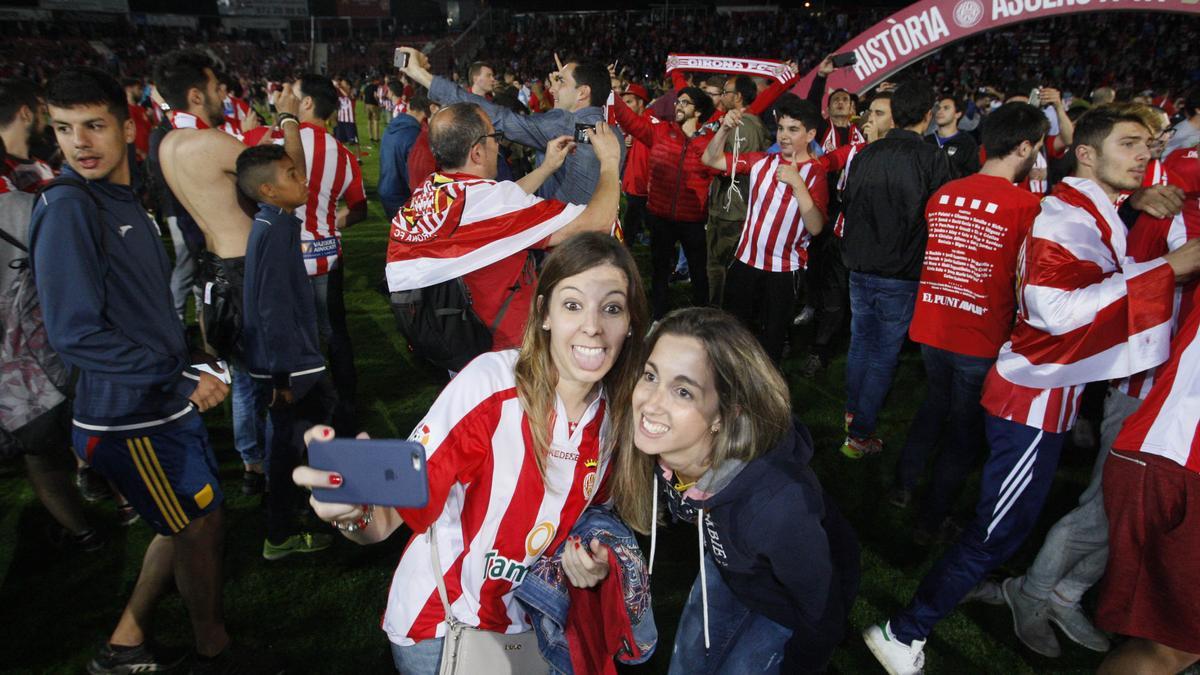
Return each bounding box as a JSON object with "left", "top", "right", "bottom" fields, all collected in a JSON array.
[{"left": 3, "top": 7, "right": 1200, "bottom": 675}]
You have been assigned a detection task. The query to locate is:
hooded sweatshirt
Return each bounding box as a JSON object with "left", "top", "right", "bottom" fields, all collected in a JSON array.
[{"left": 654, "top": 418, "right": 860, "bottom": 673}]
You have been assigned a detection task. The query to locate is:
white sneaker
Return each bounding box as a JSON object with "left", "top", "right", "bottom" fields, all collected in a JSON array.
[{"left": 863, "top": 621, "right": 925, "bottom": 675}]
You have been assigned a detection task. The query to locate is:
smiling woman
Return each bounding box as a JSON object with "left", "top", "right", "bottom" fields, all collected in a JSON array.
[
  {"left": 293, "top": 232, "right": 649, "bottom": 675},
  {"left": 610, "top": 307, "right": 861, "bottom": 674}
]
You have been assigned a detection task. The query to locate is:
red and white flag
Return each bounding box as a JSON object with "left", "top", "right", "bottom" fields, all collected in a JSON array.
[
  {"left": 1113, "top": 283, "right": 1200, "bottom": 472},
  {"left": 385, "top": 173, "right": 584, "bottom": 292},
  {"left": 995, "top": 177, "right": 1176, "bottom": 389}
]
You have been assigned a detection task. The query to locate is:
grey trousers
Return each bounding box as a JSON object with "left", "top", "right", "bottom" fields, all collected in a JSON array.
[
  {"left": 166, "top": 216, "right": 197, "bottom": 320},
  {"left": 1020, "top": 387, "right": 1142, "bottom": 604}
]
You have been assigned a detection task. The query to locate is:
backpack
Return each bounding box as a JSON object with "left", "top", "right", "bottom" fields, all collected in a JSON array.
[
  {"left": 388, "top": 253, "right": 533, "bottom": 373},
  {"left": 0, "top": 185, "right": 74, "bottom": 458}
]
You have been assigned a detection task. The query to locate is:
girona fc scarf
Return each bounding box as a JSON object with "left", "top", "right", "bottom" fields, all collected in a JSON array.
[
  {"left": 821, "top": 123, "right": 865, "bottom": 154},
  {"left": 994, "top": 177, "right": 1176, "bottom": 389},
  {"left": 665, "top": 54, "right": 797, "bottom": 85}
]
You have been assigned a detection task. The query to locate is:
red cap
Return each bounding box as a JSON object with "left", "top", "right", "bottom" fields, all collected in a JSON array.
[{"left": 623, "top": 84, "right": 649, "bottom": 103}]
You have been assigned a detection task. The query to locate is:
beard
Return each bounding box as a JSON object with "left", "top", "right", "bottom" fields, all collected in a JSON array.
[{"left": 1013, "top": 151, "right": 1039, "bottom": 184}]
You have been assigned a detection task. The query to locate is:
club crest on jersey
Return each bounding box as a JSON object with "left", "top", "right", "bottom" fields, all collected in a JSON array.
[
  {"left": 484, "top": 550, "right": 528, "bottom": 584},
  {"left": 525, "top": 521, "right": 556, "bottom": 557},
  {"left": 582, "top": 458, "right": 599, "bottom": 500}
]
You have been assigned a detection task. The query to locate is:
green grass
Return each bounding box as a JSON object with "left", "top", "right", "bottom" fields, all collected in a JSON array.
[{"left": 0, "top": 111, "right": 1107, "bottom": 673}]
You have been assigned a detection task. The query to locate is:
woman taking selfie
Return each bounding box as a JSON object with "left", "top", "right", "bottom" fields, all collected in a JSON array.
[
  {"left": 294, "top": 233, "right": 648, "bottom": 673},
  {"left": 611, "top": 307, "right": 860, "bottom": 674}
]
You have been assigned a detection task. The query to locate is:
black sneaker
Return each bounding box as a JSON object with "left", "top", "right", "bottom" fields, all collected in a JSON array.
[
  {"left": 87, "top": 640, "right": 187, "bottom": 674},
  {"left": 77, "top": 467, "right": 112, "bottom": 502},
  {"left": 190, "top": 643, "right": 285, "bottom": 675},
  {"left": 47, "top": 525, "right": 106, "bottom": 553},
  {"left": 241, "top": 471, "right": 266, "bottom": 496}
]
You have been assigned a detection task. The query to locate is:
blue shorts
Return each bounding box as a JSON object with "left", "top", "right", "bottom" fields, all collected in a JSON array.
[
  {"left": 73, "top": 415, "right": 223, "bottom": 535},
  {"left": 333, "top": 121, "right": 358, "bottom": 144}
]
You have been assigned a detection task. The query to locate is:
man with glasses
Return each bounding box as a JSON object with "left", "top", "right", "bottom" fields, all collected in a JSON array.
[
  {"left": 705, "top": 75, "right": 768, "bottom": 306},
  {"left": 611, "top": 86, "right": 718, "bottom": 318},
  {"left": 385, "top": 102, "right": 623, "bottom": 352}
]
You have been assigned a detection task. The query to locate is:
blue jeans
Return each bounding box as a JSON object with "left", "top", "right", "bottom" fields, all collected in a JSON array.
[
  {"left": 890, "top": 416, "right": 1067, "bottom": 644},
  {"left": 230, "top": 365, "right": 268, "bottom": 467},
  {"left": 896, "top": 345, "right": 994, "bottom": 530},
  {"left": 390, "top": 637, "right": 443, "bottom": 674},
  {"left": 844, "top": 272, "right": 918, "bottom": 438},
  {"left": 668, "top": 555, "right": 793, "bottom": 675}
]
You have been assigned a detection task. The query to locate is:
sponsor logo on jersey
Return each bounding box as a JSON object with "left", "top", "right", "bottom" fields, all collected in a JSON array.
[
  {"left": 525, "top": 521, "right": 556, "bottom": 557},
  {"left": 484, "top": 550, "right": 528, "bottom": 584}
]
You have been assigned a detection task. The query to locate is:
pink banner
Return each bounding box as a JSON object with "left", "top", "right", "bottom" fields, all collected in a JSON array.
[{"left": 793, "top": 0, "right": 1200, "bottom": 97}]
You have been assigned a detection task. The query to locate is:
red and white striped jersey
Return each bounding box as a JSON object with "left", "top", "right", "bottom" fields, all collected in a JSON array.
[
  {"left": 169, "top": 111, "right": 207, "bottom": 130},
  {"left": 723, "top": 152, "right": 828, "bottom": 271},
  {"left": 1115, "top": 209, "right": 1200, "bottom": 398},
  {"left": 816, "top": 142, "right": 863, "bottom": 238},
  {"left": 1112, "top": 283, "right": 1200, "bottom": 472},
  {"left": 983, "top": 177, "right": 1176, "bottom": 433},
  {"left": 3, "top": 155, "right": 55, "bottom": 193},
  {"left": 1016, "top": 135, "right": 1066, "bottom": 195},
  {"left": 337, "top": 95, "right": 356, "bottom": 124},
  {"left": 384, "top": 349, "right": 612, "bottom": 644},
  {"left": 242, "top": 123, "right": 368, "bottom": 276}
]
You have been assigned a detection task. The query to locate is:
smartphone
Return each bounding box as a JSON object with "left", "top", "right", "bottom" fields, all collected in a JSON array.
[
  {"left": 574, "top": 122, "right": 593, "bottom": 144},
  {"left": 309, "top": 439, "right": 429, "bottom": 509},
  {"left": 830, "top": 52, "right": 858, "bottom": 68},
  {"left": 1028, "top": 87, "right": 1041, "bottom": 108},
  {"left": 394, "top": 48, "right": 409, "bottom": 69}
]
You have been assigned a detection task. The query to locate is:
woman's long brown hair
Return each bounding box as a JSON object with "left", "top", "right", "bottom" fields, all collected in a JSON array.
[{"left": 513, "top": 232, "right": 649, "bottom": 480}]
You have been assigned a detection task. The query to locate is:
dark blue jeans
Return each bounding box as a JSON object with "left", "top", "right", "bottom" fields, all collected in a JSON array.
[
  {"left": 896, "top": 345, "right": 995, "bottom": 530},
  {"left": 890, "top": 416, "right": 1067, "bottom": 644},
  {"left": 845, "top": 272, "right": 918, "bottom": 438}
]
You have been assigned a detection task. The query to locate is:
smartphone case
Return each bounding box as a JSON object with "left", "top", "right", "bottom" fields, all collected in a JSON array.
[{"left": 310, "top": 439, "right": 430, "bottom": 509}]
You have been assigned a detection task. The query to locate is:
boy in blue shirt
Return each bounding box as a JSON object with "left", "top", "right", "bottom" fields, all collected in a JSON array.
[{"left": 235, "top": 144, "right": 335, "bottom": 561}]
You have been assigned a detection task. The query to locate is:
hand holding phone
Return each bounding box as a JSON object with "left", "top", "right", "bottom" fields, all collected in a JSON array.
[{"left": 394, "top": 48, "right": 409, "bottom": 70}]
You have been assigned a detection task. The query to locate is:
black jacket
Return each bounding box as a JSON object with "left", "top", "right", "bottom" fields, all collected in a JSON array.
[
  {"left": 841, "top": 128, "right": 953, "bottom": 280},
  {"left": 926, "top": 130, "right": 981, "bottom": 179},
  {"left": 658, "top": 419, "right": 861, "bottom": 673}
]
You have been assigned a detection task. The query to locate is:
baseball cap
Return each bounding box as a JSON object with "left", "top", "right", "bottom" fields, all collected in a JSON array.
[{"left": 623, "top": 84, "right": 649, "bottom": 103}]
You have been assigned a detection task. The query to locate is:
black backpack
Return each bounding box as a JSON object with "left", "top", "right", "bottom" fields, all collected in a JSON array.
[{"left": 389, "top": 253, "right": 533, "bottom": 372}]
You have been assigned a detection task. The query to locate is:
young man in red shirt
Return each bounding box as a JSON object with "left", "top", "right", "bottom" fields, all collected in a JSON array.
[
  {"left": 701, "top": 97, "right": 828, "bottom": 363},
  {"left": 889, "top": 103, "right": 1048, "bottom": 541}
]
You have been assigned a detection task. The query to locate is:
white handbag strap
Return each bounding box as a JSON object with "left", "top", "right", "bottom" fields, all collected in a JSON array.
[{"left": 428, "top": 529, "right": 455, "bottom": 623}]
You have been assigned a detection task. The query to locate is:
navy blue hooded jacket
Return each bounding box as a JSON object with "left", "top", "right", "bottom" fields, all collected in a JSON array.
[
  {"left": 378, "top": 112, "right": 422, "bottom": 217},
  {"left": 29, "top": 167, "right": 200, "bottom": 435},
  {"left": 658, "top": 419, "right": 861, "bottom": 673},
  {"left": 242, "top": 203, "right": 324, "bottom": 388}
]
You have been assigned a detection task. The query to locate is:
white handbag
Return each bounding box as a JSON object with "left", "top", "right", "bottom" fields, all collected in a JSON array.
[{"left": 430, "top": 531, "right": 549, "bottom": 675}]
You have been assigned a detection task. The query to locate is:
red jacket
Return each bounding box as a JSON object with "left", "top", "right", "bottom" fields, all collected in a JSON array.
[
  {"left": 617, "top": 71, "right": 799, "bottom": 221},
  {"left": 613, "top": 97, "right": 716, "bottom": 222},
  {"left": 620, "top": 110, "right": 656, "bottom": 197},
  {"left": 406, "top": 123, "right": 436, "bottom": 192}
]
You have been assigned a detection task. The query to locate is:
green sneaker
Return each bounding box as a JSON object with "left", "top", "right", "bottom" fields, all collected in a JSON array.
[
  {"left": 262, "top": 532, "right": 333, "bottom": 561},
  {"left": 840, "top": 434, "right": 883, "bottom": 459}
]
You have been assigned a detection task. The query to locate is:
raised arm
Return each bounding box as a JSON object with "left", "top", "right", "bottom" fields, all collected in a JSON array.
[
  {"left": 611, "top": 92, "right": 656, "bottom": 148},
  {"left": 517, "top": 135, "right": 576, "bottom": 195},
  {"left": 701, "top": 108, "right": 742, "bottom": 171},
  {"left": 548, "top": 123, "right": 621, "bottom": 245},
  {"left": 399, "top": 47, "right": 554, "bottom": 150}
]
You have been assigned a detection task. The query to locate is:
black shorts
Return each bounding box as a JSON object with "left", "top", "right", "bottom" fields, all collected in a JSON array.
[
  {"left": 333, "top": 122, "right": 358, "bottom": 144},
  {"left": 195, "top": 250, "right": 245, "bottom": 361}
]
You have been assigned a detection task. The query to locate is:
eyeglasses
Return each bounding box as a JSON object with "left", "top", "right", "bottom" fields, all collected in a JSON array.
[
  {"left": 675, "top": 98, "right": 695, "bottom": 108},
  {"left": 722, "top": 89, "right": 736, "bottom": 95},
  {"left": 474, "top": 131, "right": 504, "bottom": 145}
]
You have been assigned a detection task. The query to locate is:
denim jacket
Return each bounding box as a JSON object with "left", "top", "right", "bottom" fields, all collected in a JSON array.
[{"left": 515, "top": 506, "right": 656, "bottom": 674}]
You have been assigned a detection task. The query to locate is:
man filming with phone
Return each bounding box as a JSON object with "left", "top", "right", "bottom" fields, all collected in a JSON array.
[{"left": 395, "top": 46, "right": 623, "bottom": 205}]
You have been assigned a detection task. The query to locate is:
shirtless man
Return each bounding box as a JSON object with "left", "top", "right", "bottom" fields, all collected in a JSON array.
[{"left": 154, "top": 50, "right": 303, "bottom": 359}]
